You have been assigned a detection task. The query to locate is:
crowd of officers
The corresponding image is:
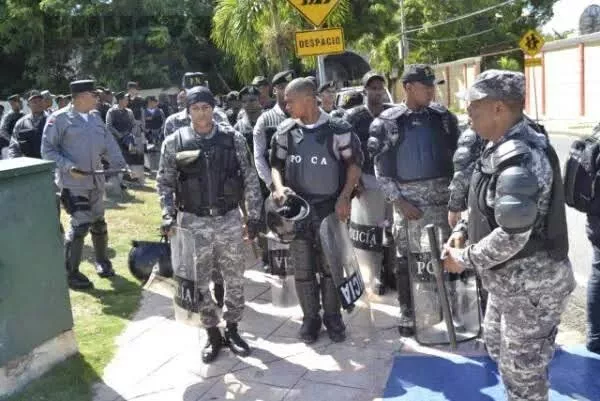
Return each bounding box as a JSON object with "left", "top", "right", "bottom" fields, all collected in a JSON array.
[{"left": 0, "top": 63, "right": 589, "bottom": 401}]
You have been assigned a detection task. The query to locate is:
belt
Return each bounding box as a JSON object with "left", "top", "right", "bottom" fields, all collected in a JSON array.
[{"left": 180, "top": 205, "right": 236, "bottom": 217}]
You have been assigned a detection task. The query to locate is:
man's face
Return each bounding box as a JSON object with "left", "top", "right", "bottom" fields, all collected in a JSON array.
[
  {"left": 274, "top": 83, "right": 288, "bottom": 103},
  {"left": 258, "top": 84, "right": 270, "bottom": 99},
  {"left": 319, "top": 88, "right": 336, "bottom": 108},
  {"left": 405, "top": 81, "right": 435, "bottom": 107},
  {"left": 29, "top": 97, "right": 45, "bottom": 114},
  {"left": 365, "top": 79, "right": 385, "bottom": 105},
  {"left": 118, "top": 97, "right": 129, "bottom": 108},
  {"left": 284, "top": 90, "right": 313, "bottom": 119},
  {"left": 189, "top": 102, "right": 213, "bottom": 127},
  {"left": 148, "top": 100, "right": 158, "bottom": 109},
  {"left": 44, "top": 98, "right": 53, "bottom": 109},
  {"left": 78, "top": 91, "right": 99, "bottom": 112},
  {"left": 241, "top": 95, "right": 261, "bottom": 114},
  {"left": 58, "top": 99, "right": 68, "bottom": 108},
  {"left": 229, "top": 99, "right": 242, "bottom": 110},
  {"left": 467, "top": 98, "right": 502, "bottom": 140},
  {"left": 128, "top": 87, "right": 138, "bottom": 97},
  {"left": 9, "top": 99, "right": 21, "bottom": 112}
]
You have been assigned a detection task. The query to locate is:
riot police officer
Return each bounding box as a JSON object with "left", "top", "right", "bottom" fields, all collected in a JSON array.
[
  {"left": 370, "top": 64, "right": 459, "bottom": 336},
  {"left": 224, "top": 91, "right": 242, "bottom": 125},
  {"left": 156, "top": 86, "right": 263, "bottom": 363},
  {"left": 318, "top": 81, "right": 344, "bottom": 118},
  {"left": 234, "top": 86, "right": 262, "bottom": 154},
  {"left": 443, "top": 70, "right": 574, "bottom": 401},
  {"left": 8, "top": 90, "right": 46, "bottom": 159},
  {"left": 270, "top": 78, "right": 363, "bottom": 344},
  {"left": 252, "top": 75, "right": 276, "bottom": 111},
  {"left": 0, "top": 94, "right": 24, "bottom": 150},
  {"left": 42, "top": 80, "right": 128, "bottom": 289}
]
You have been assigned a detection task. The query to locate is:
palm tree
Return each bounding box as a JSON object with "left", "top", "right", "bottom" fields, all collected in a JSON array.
[{"left": 211, "top": 0, "right": 350, "bottom": 82}]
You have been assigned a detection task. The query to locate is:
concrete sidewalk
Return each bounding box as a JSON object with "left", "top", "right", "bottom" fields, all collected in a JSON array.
[{"left": 91, "top": 251, "right": 583, "bottom": 401}]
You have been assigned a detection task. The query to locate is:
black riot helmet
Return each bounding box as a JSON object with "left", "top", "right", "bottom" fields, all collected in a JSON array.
[
  {"left": 265, "top": 193, "right": 310, "bottom": 243},
  {"left": 182, "top": 72, "right": 208, "bottom": 90}
]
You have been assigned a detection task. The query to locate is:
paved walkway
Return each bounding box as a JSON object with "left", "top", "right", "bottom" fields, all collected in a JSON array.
[{"left": 92, "top": 249, "right": 581, "bottom": 401}]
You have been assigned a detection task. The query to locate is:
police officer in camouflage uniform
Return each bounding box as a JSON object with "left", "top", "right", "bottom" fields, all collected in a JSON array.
[
  {"left": 318, "top": 81, "right": 345, "bottom": 119},
  {"left": 0, "top": 95, "right": 24, "bottom": 151},
  {"left": 370, "top": 64, "right": 459, "bottom": 336},
  {"left": 443, "top": 70, "right": 575, "bottom": 401},
  {"left": 157, "top": 86, "right": 263, "bottom": 363},
  {"left": 224, "top": 91, "right": 242, "bottom": 126},
  {"left": 8, "top": 90, "right": 46, "bottom": 159},
  {"left": 270, "top": 78, "right": 363, "bottom": 344},
  {"left": 42, "top": 80, "right": 128, "bottom": 290},
  {"left": 234, "top": 86, "right": 262, "bottom": 154}
]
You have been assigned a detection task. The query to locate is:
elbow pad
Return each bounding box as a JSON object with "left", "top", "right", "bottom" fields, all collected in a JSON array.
[{"left": 494, "top": 165, "right": 539, "bottom": 233}]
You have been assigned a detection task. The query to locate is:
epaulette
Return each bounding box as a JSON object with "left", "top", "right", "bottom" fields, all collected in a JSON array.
[{"left": 379, "top": 104, "right": 408, "bottom": 121}]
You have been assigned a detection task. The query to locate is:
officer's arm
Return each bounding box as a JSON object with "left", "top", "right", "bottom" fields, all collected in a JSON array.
[
  {"left": 233, "top": 133, "right": 263, "bottom": 220},
  {"left": 448, "top": 129, "right": 482, "bottom": 212},
  {"left": 156, "top": 136, "right": 178, "bottom": 218},
  {"left": 105, "top": 109, "right": 123, "bottom": 139},
  {"left": 41, "top": 116, "right": 77, "bottom": 172},
  {"left": 336, "top": 131, "right": 363, "bottom": 198},
  {"left": 252, "top": 116, "right": 272, "bottom": 187},
  {"left": 460, "top": 151, "right": 549, "bottom": 270},
  {"left": 163, "top": 116, "right": 174, "bottom": 138},
  {"left": 270, "top": 131, "right": 288, "bottom": 192},
  {"left": 7, "top": 123, "right": 23, "bottom": 158},
  {"left": 103, "top": 125, "right": 127, "bottom": 169},
  {"left": 0, "top": 114, "right": 10, "bottom": 147},
  {"left": 369, "top": 118, "right": 403, "bottom": 202}
]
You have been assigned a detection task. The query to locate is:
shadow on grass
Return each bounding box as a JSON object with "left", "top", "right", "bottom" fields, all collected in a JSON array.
[
  {"left": 83, "top": 275, "right": 143, "bottom": 319},
  {"left": 4, "top": 353, "right": 124, "bottom": 401},
  {"left": 103, "top": 190, "right": 144, "bottom": 210},
  {"left": 82, "top": 244, "right": 117, "bottom": 264}
]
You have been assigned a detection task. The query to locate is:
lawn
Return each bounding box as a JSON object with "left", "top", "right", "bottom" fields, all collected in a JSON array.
[{"left": 6, "top": 178, "right": 162, "bottom": 401}]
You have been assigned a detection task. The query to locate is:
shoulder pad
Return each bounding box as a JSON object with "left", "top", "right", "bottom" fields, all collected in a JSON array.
[
  {"left": 457, "top": 128, "right": 479, "bottom": 147},
  {"left": 277, "top": 118, "right": 298, "bottom": 135},
  {"left": 346, "top": 105, "right": 368, "bottom": 118},
  {"left": 217, "top": 122, "right": 235, "bottom": 135},
  {"left": 328, "top": 117, "right": 352, "bottom": 135},
  {"left": 491, "top": 139, "right": 531, "bottom": 171},
  {"left": 379, "top": 104, "right": 408, "bottom": 121},
  {"left": 427, "top": 102, "right": 449, "bottom": 114}
]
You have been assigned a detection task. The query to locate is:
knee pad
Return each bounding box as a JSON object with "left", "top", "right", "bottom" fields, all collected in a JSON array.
[
  {"left": 90, "top": 219, "right": 108, "bottom": 235},
  {"left": 71, "top": 223, "right": 91, "bottom": 239}
]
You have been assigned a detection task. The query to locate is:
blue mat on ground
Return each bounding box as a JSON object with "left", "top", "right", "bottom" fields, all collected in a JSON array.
[{"left": 383, "top": 345, "right": 600, "bottom": 400}]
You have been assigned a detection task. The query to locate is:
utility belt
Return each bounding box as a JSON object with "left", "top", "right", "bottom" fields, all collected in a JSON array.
[{"left": 177, "top": 203, "right": 238, "bottom": 218}]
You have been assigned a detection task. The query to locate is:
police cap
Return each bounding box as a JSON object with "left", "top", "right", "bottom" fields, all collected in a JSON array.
[
  {"left": 70, "top": 80, "right": 95, "bottom": 94},
  {"left": 362, "top": 71, "right": 386, "bottom": 87},
  {"left": 251, "top": 76, "right": 269, "bottom": 87},
  {"left": 115, "top": 91, "right": 127, "bottom": 100},
  {"left": 401, "top": 64, "right": 444, "bottom": 86},
  {"left": 318, "top": 81, "right": 336, "bottom": 93},
  {"left": 457, "top": 69, "right": 525, "bottom": 102},
  {"left": 7, "top": 94, "right": 20, "bottom": 102},
  {"left": 186, "top": 86, "right": 216, "bottom": 108},
  {"left": 28, "top": 90, "right": 43, "bottom": 101},
  {"left": 226, "top": 91, "right": 240, "bottom": 101},
  {"left": 239, "top": 86, "right": 261, "bottom": 97},
  {"left": 272, "top": 70, "right": 295, "bottom": 86},
  {"left": 127, "top": 81, "right": 138, "bottom": 89}
]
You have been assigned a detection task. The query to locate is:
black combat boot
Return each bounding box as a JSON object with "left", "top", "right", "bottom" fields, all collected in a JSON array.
[
  {"left": 321, "top": 275, "right": 346, "bottom": 342},
  {"left": 295, "top": 277, "right": 322, "bottom": 344},
  {"left": 224, "top": 322, "right": 251, "bottom": 357},
  {"left": 299, "top": 316, "right": 322, "bottom": 344},
  {"left": 213, "top": 283, "right": 225, "bottom": 308},
  {"left": 65, "top": 235, "right": 93, "bottom": 290},
  {"left": 202, "top": 327, "right": 224, "bottom": 364},
  {"left": 91, "top": 221, "right": 115, "bottom": 278}
]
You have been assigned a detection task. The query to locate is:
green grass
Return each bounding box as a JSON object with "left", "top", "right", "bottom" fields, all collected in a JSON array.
[{"left": 6, "top": 179, "right": 162, "bottom": 401}]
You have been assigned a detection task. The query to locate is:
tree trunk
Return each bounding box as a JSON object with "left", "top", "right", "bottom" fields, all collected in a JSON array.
[{"left": 270, "top": 0, "right": 289, "bottom": 71}]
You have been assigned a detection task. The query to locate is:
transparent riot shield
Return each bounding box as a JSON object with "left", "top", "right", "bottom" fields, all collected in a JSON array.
[
  {"left": 171, "top": 226, "right": 201, "bottom": 326},
  {"left": 407, "top": 208, "right": 482, "bottom": 346},
  {"left": 320, "top": 213, "right": 365, "bottom": 311},
  {"left": 267, "top": 238, "right": 298, "bottom": 308},
  {"left": 349, "top": 187, "right": 387, "bottom": 295}
]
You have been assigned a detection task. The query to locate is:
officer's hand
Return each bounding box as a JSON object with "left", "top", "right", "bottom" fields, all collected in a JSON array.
[
  {"left": 446, "top": 231, "right": 466, "bottom": 249},
  {"left": 273, "top": 186, "right": 293, "bottom": 206},
  {"left": 160, "top": 215, "right": 175, "bottom": 237},
  {"left": 448, "top": 211, "right": 462, "bottom": 229},
  {"left": 70, "top": 167, "right": 86, "bottom": 179},
  {"left": 442, "top": 246, "right": 465, "bottom": 274},
  {"left": 397, "top": 198, "right": 423, "bottom": 220},
  {"left": 335, "top": 194, "right": 352, "bottom": 222},
  {"left": 246, "top": 219, "right": 261, "bottom": 241}
]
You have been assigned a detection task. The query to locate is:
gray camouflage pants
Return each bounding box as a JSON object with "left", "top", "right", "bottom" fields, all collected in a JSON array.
[
  {"left": 177, "top": 209, "right": 245, "bottom": 328},
  {"left": 484, "top": 291, "right": 568, "bottom": 401}
]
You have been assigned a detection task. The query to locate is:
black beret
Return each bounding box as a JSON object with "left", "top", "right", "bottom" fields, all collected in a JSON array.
[
  {"left": 186, "top": 86, "right": 216, "bottom": 108},
  {"left": 318, "top": 81, "right": 336, "bottom": 93},
  {"left": 70, "top": 80, "right": 95, "bottom": 94},
  {"left": 239, "top": 86, "right": 261, "bottom": 97},
  {"left": 145, "top": 95, "right": 158, "bottom": 103},
  {"left": 115, "top": 91, "right": 127, "bottom": 100},
  {"left": 272, "top": 70, "right": 295, "bottom": 86}
]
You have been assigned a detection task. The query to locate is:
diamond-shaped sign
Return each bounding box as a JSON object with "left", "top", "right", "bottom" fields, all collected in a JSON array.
[
  {"left": 519, "top": 29, "right": 545, "bottom": 57},
  {"left": 287, "top": 0, "right": 341, "bottom": 27}
]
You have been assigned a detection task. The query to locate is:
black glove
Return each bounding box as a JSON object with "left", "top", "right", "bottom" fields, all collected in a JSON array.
[
  {"left": 161, "top": 215, "right": 175, "bottom": 236},
  {"left": 246, "top": 219, "right": 261, "bottom": 241}
]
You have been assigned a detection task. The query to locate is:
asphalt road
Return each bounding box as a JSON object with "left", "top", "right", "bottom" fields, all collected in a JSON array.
[{"left": 549, "top": 132, "right": 592, "bottom": 287}]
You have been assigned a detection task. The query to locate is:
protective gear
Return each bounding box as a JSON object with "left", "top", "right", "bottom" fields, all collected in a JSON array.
[
  {"left": 65, "top": 224, "right": 93, "bottom": 290},
  {"left": 174, "top": 127, "right": 243, "bottom": 217},
  {"left": 265, "top": 193, "right": 310, "bottom": 244},
  {"left": 171, "top": 227, "right": 201, "bottom": 326},
  {"left": 468, "top": 138, "right": 569, "bottom": 263},
  {"left": 282, "top": 118, "right": 348, "bottom": 202},
  {"left": 213, "top": 282, "right": 224, "bottom": 308},
  {"left": 319, "top": 213, "right": 365, "bottom": 311},
  {"left": 224, "top": 322, "right": 251, "bottom": 357},
  {"left": 161, "top": 215, "right": 175, "bottom": 236},
  {"left": 395, "top": 257, "right": 415, "bottom": 336},
  {"left": 321, "top": 276, "right": 346, "bottom": 342},
  {"left": 91, "top": 219, "right": 114, "bottom": 278},
  {"left": 202, "top": 326, "right": 223, "bottom": 364},
  {"left": 564, "top": 128, "right": 600, "bottom": 214},
  {"left": 299, "top": 316, "right": 322, "bottom": 344},
  {"left": 182, "top": 72, "right": 208, "bottom": 90},
  {"left": 128, "top": 237, "right": 172, "bottom": 283}
]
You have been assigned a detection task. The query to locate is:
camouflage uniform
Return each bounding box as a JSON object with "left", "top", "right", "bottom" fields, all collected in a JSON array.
[
  {"left": 157, "top": 122, "right": 262, "bottom": 327},
  {"left": 448, "top": 128, "right": 485, "bottom": 213},
  {"left": 452, "top": 70, "right": 575, "bottom": 401},
  {"left": 163, "top": 107, "right": 230, "bottom": 138}
]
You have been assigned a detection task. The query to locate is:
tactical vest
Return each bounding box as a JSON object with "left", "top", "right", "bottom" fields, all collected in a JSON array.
[
  {"left": 284, "top": 121, "right": 345, "bottom": 204},
  {"left": 174, "top": 126, "right": 243, "bottom": 216},
  {"left": 143, "top": 108, "right": 163, "bottom": 130},
  {"left": 261, "top": 108, "right": 286, "bottom": 158},
  {"left": 111, "top": 108, "right": 133, "bottom": 133},
  {"left": 347, "top": 105, "right": 391, "bottom": 175},
  {"left": 467, "top": 129, "right": 569, "bottom": 266},
  {"left": 14, "top": 114, "right": 46, "bottom": 158},
  {"left": 4, "top": 111, "right": 24, "bottom": 138}
]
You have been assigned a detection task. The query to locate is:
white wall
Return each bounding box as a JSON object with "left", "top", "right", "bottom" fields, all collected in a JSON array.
[{"left": 543, "top": 46, "right": 579, "bottom": 119}]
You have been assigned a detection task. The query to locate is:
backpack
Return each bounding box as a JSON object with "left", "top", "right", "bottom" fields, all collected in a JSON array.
[{"left": 563, "top": 124, "right": 600, "bottom": 214}]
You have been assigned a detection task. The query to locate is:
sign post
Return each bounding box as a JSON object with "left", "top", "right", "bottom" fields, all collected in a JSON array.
[
  {"left": 519, "top": 29, "right": 545, "bottom": 121},
  {"left": 288, "top": 0, "right": 345, "bottom": 85}
]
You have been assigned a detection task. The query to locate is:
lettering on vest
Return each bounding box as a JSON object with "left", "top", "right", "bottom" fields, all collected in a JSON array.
[{"left": 337, "top": 271, "right": 365, "bottom": 309}]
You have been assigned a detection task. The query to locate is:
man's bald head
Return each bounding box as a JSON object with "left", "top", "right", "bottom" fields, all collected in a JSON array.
[{"left": 285, "top": 78, "right": 317, "bottom": 99}]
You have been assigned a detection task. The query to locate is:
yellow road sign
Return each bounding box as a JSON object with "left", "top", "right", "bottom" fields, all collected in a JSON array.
[
  {"left": 519, "top": 29, "right": 545, "bottom": 57},
  {"left": 524, "top": 57, "right": 543, "bottom": 67},
  {"left": 295, "top": 28, "right": 345, "bottom": 57},
  {"left": 287, "top": 0, "right": 341, "bottom": 27}
]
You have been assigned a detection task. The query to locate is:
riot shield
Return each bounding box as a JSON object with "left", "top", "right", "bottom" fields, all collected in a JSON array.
[
  {"left": 267, "top": 238, "right": 298, "bottom": 308},
  {"left": 349, "top": 187, "right": 387, "bottom": 295},
  {"left": 406, "top": 207, "right": 481, "bottom": 346},
  {"left": 171, "top": 226, "right": 201, "bottom": 326},
  {"left": 319, "top": 213, "right": 365, "bottom": 311}
]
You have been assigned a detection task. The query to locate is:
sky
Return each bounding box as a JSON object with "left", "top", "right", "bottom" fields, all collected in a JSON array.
[{"left": 543, "top": 0, "right": 599, "bottom": 34}]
